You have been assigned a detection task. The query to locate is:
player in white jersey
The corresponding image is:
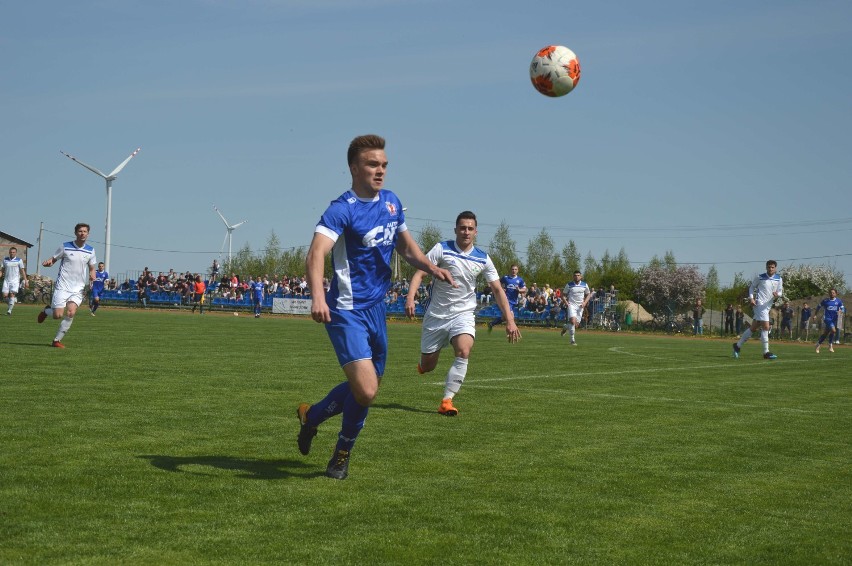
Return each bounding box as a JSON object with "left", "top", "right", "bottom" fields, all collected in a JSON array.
[
  {"left": 559, "top": 271, "right": 591, "bottom": 345},
  {"left": 2, "top": 246, "right": 28, "bottom": 315},
  {"left": 733, "top": 260, "right": 783, "bottom": 360},
  {"left": 37, "top": 223, "right": 97, "bottom": 348},
  {"left": 405, "top": 211, "right": 521, "bottom": 416}
]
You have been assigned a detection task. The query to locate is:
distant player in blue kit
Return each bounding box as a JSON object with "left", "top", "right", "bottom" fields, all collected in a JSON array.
[
  {"left": 815, "top": 288, "right": 844, "bottom": 354},
  {"left": 733, "top": 260, "right": 783, "bottom": 360},
  {"left": 89, "top": 262, "right": 108, "bottom": 316},
  {"left": 250, "top": 276, "right": 264, "bottom": 318},
  {"left": 487, "top": 264, "right": 526, "bottom": 332},
  {"left": 296, "top": 134, "right": 455, "bottom": 480}
]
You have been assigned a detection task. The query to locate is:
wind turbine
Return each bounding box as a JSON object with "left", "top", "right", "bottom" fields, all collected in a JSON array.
[
  {"left": 60, "top": 147, "right": 141, "bottom": 272},
  {"left": 213, "top": 205, "right": 247, "bottom": 267}
]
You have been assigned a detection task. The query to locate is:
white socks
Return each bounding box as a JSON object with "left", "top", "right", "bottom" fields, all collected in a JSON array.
[
  {"left": 569, "top": 323, "right": 576, "bottom": 340},
  {"left": 760, "top": 329, "right": 769, "bottom": 353},
  {"left": 737, "top": 328, "right": 753, "bottom": 347},
  {"left": 443, "top": 357, "right": 469, "bottom": 400},
  {"left": 55, "top": 316, "right": 73, "bottom": 342}
]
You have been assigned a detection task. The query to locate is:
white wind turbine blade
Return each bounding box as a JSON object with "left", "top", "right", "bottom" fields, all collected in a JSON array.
[
  {"left": 213, "top": 205, "right": 231, "bottom": 227},
  {"left": 108, "top": 147, "right": 142, "bottom": 178},
  {"left": 231, "top": 220, "right": 247, "bottom": 229},
  {"left": 60, "top": 150, "right": 109, "bottom": 179}
]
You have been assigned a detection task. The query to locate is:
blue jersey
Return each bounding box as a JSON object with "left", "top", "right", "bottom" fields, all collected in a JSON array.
[
  {"left": 251, "top": 281, "right": 264, "bottom": 301},
  {"left": 315, "top": 189, "right": 406, "bottom": 311},
  {"left": 501, "top": 274, "right": 526, "bottom": 306},
  {"left": 818, "top": 297, "right": 844, "bottom": 324},
  {"left": 92, "top": 269, "right": 109, "bottom": 292}
]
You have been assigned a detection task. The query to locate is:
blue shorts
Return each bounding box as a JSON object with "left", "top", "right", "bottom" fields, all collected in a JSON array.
[
  {"left": 326, "top": 301, "right": 388, "bottom": 376},
  {"left": 824, "top": 319, "right": 837, "bottom": 331},
  {"left": 92, "top": 288, "right": 104, "bottom": 300}
]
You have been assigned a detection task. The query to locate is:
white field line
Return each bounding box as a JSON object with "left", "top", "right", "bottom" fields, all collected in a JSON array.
[{"left": 424, "top": 355, "right": 846, "bottom": 415}]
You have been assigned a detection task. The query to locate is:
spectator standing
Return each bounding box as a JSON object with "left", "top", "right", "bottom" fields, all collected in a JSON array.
[
  {"left": 724, "top": 304, "right": 735, "bottom": 335},
  {"left": 692, "top": 299, "right": 706, "bottom": 335},
  {"left": 800, "top": 302, "right": 812, "bottom": 341},
  {"left": 191, "top": 275, "right": 206, "bottom": 314},
  {"left": 779, "top": 301, "right": 794, "bottom": 340},
  {"left": 735, "top": 306, "right": 744, "bottom": 335}
]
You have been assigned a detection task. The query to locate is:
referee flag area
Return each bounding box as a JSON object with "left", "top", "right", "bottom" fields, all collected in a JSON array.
[{"left": 2, "top": 306, "right": 849, "bottom": 564}]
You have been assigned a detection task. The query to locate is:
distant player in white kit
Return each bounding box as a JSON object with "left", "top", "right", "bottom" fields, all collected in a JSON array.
[
  {"left": 2, "top": 246, "right": 28, "bottom": 315},
  {"left": 560, "top": 270, "right": 591, "bottom": 345},
  {"left": 733, "top": 260, "right": 783, "bottom": 360},
  {"left": 405, "top": 211, "right": 521, "bottom": 416},
  {"left": 37, "top": 223, "right": 97, "bottom": 348}
]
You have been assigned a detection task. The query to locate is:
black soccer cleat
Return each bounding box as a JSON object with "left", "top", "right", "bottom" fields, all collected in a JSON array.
[
  {"left": 732, "top": 343, "right": 740, "bottom": 359},
  {"left": 296, "top": 403, "right": 317, "bottom": 456},
  {"left": 326, "top": 449, "right": 350, "bottom": 480},
  {"left": 763, "top": 352, "right": 778, "bottom": 360}
]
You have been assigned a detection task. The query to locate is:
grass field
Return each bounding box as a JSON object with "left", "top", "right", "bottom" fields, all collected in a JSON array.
[{"left": 1, "top": 305, "right": 850, "bottom": 565}]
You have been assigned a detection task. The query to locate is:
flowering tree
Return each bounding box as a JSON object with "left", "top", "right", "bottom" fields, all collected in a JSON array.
[
  {"left": 634, "top": 263, "right": 706, "bottom": 317},
  {"left": 781, "top": 264, "right": 847, "bottom": 299}
]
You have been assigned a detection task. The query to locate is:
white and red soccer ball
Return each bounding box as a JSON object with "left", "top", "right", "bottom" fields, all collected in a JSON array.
[{"left": 529, "top": 45, "right": 581, "bottom": 97}]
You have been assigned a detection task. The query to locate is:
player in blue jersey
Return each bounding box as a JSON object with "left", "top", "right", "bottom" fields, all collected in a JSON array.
[
  {"left": 296, "top": 134, "right": 456, "bottom": 480},
  {"left": 733, "top": 260, "right": 783, "bottom": 360},
  {"left": 405, "top": 211, "right": 521, "bottom": 416},
  {"left": 37, "top": 223, "right": 97, "bottom": 348},
  {"left": 487, "top": 264, "right": 526, "bottom": 332},
  {"left": 2, "top": 246, "right": 27, "bottom": 315},
  {"left": 250, "top": 276, "right": 264, "bottom": 318},
  {"left": 814, "top": 288, "right": 844, "bottom": 354},
  {"left": 89, "top": 262, "right": 108, "bottom": 316}
]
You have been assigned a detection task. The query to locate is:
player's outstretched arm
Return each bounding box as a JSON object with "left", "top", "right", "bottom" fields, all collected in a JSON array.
[
  {"left": 405, "top": 269, "right": 426, "bottom": 319},
  {"left": 395, "top": 231, "right": 456, "bottom": 288},
  {"left": 490, "top": 280, "right": 521, "bottom": 343},
  {"left": 305, "top": 232, "right": 334, "bottom": 323}
]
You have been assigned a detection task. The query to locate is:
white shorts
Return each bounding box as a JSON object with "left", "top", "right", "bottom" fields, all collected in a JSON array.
[
  {"left": 567, "top": 304, "right": 583, "bottom": 321},
  {"left": 2, "top": 280, "right": 20, "bottom": 295},
  {"left": 420, "top": 311, "right": 475, "bottom": 354},
  {"left": 52, "top": 288, "right": 84, "bottom": 309},
  {"left": 752, "top": 302, "right": 772, "bottom": 322}
]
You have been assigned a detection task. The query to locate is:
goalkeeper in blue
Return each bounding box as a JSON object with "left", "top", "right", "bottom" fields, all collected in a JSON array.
[
  {"left": 814, "top": 288, "right": 844, "bottom": 354},
  {"left": 733, "top": 260, "right": 783, "bottom": 360}
]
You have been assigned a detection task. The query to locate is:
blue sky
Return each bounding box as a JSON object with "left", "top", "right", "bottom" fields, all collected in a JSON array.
[{"left": 3, "top": 0, "right": 851, "bottom": 286}]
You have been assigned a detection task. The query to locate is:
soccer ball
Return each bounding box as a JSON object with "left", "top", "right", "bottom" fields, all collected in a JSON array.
[
  {"left": 233, "top": 312, "right": 239, "bottom": 316},
  {"left": 529, "top": 45, "right": 581, "bottom": 97}
]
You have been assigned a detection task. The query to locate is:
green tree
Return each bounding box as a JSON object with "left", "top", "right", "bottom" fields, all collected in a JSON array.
[
  {"left": 417, "top": 223, "right": 444, "bottom": 255},
  {"left": 561, "top": 241, "right": 581, "bottom": 274},
  {"left": 525, "top": 228, "right": 556, "bottom": 283},
  {"left": 487, "top": 221, "right": 520, "bottom": 276}
]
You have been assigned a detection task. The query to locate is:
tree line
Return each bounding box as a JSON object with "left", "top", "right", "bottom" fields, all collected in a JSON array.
[{"left": 222, "top": 224, "right": 847, "bottom": 316}]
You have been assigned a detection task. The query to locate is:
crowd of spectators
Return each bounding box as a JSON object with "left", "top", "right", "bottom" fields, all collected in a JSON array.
[{"left": 109, "top": 266, "right": 327, "bottom": 307}]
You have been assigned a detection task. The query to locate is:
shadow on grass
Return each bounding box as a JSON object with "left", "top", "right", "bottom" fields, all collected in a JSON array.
[
  {"left": 372, "top": 402, "right": 435, "bottom": 414},
  {"left": 138, "top": 455, "right": 326, "bottom": 480}
]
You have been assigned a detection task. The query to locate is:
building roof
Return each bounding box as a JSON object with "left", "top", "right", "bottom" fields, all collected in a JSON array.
[{"left": 0, "top": 231, "right": 35, "bottom": 247}]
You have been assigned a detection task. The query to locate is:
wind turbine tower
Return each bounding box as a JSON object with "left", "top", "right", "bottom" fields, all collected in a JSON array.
[
  {"left": 60, "top": 147, "right": 141, "bottom": 272},
  {"left": 213, "top": 205, "right": 247, "bottom": 267}
]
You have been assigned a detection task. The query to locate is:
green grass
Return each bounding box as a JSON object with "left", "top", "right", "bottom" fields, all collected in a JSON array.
[{"left": 1, "top": 305, "right": 850, "bottom": 565}]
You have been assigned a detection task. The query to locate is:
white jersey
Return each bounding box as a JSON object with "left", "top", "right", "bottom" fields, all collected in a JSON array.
[
  {"left": 52, "top": 241, "right": 96, "bottom": 293},
  {"left": 563, "top": 280, "right": 590, "bottom": 307},
  {"left": 2, "top": 256, "right": 24, "bottom": 285},
  {"left": 423, "top": 240, "right": 498, "bottom": 319},
  {"left": 749, "top": 272, "right": 783, "bottom": 310}
]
